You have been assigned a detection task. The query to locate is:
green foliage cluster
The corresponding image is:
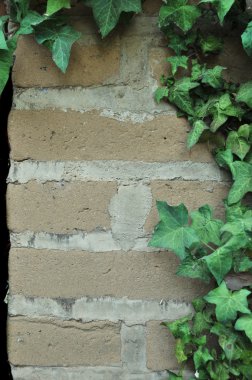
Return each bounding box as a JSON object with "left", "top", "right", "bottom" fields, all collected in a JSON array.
[
  {"left": 150, "top": 1, "right": 252, "bottom": 379},
  {"left": 0, "top": 0, "right": 142, "bottom": 94}
]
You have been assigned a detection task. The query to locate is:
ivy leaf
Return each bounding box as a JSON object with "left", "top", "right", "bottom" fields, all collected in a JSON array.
[
  {"left": 233, "top": 252, "right": 252, "bottom": 273},
  {"left": 176, "top": 255, "right": 212, "bottom": 283},
  {"left": 226, "top": 130, "right": 251, "bottom": 160},
  {"left": 200, "top": 0, "right": 235, "bottom": 24},
  {"left": 215, "top": 148, "right": 233, "bottom": 168},
  {"left": 84, "top": 0, "right": 142, "bottom": 37},
  {"left": 167, "top": 56, "right": 188, "bottom": 76},
  {"left": 207, "top": 361, "right": 230, "bottom": 380},
  {"left": 187, "top": 120, "right": 208, "bottom": 149},
  {"left": 0, "top": 17, "right": 8, "bottom": 50},
  {"left": 235, "top": 315, "right": 252, "bottom": 342},
  {"left": 159, "top": 0, "right": 201, "bottom": 32},
  {"left": 192, "top": 311, "right": 213, "bottom": 335},
  {"left": 194, "top": 346, "right": 214, "bottom": 369},
  {"left": 204, "top": 245, "right": 233, "bottom": 284},
  {"left": 237, "top": 81, "right": 252, "bottom": 108},
  {"left": 167, "top": 31, "right": 197, "bottom": 55},
  {"left": 46, "top": 0, "right": 71, "bottom": 16},
  {"left": 228, "top": 161, "right": 252, "bottom": 204},
  {"left": 164, "top": 316, "right": 192, "bottom": 341},
  {"left": 154, "top": 87, "right": 168, "bottom": 103},
  {"left": 148, "top": 202, "right": 199, "bottom": 259},
  {"left": 210, "top": 94, "right": 244, "bottom": 132},
  {"left": 200, "top": 34, "right": 223, "bottom": 55},
  {"left": 191, "top": 204, "right": 224, "bottom": 245},
  {"left": 35, "top": 22, "right": 81, "bottom": 73},
  {"left": 18, "top": 11, "right": 46, "bottom": 35},
  {"left": 204, "top": 282, "right": 251, "bottom": 322},
  {"left": 168, "top": 78, "right": 199, "bottom": 115},
  {"left": 201, "top": 66, "right": 225, "bottom": 89},
  {"left": 242, "top": 21, "right": 252, "bottom": 56},
  {"left": 0, "top": 37, "right": 17, "bottom": 96}
]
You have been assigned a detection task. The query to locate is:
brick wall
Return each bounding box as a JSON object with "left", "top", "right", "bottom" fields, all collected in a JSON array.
[{"left": 6, "top": 1, "right": 241, "bottom": 379}]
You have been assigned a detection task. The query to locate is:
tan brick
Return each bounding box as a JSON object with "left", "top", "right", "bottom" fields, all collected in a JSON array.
[
  {"left": 146, "top": 321, "right": 177, "bottom": 371},
  {"left": 9, "top": 249, "right": 210, "bottom": 301},
  {"left": 9, "top": 110, "right": 213, "bottom": 162},
  {"left": 145, "top": 180, "right": 229, "bottom": 233},
  {"left": 8, "top": 317, "right": 120, "bottom": 366},
  {"left": 0, "top": 2, "right": 6, "bottom": 15},
  {"left": 12, "top": 30, "right": 120, "bottom": 87},
  {"left": 149, "top": 47, "right": 172, "bottom": 82},
  {"left": 7, "top": 182, "right": 116, "bottom": 233},
  {"left": 142, "top": 0, "right": 163, "bottom": 15},
  {"left": 208, "top": 36, "right": 252, "bottom": 83}
]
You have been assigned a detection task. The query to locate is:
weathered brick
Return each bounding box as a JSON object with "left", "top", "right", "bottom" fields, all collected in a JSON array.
[
  {"left": 146, "top": 321, "right": 177, "bottom": 371},
  {"left": 8, "top": 317, "right": 120, "bottom": 366},
  {"left": 7, "top": 182, "right": 116, "bottom": 233},
  {"left": 142, "top": 0, "right": 163, "bottom": 15},
  {"left": 145, "top": 180, "right": 229, "bottom": 233},
  {"left": 12, "top": 29, "right": 120, "bottom": 87},
  {"left": 8, "top": 110, "right": 213, "bottom": 162},
  {"left": 9, "top": 249, "right": 210, "bottom": 301},
  {"left": 149, "top": 47, "right": 172, "bottom": 82}
]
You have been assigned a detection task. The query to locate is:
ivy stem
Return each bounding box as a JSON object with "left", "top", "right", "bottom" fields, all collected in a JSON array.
[{"left": 202, "top": 242, "right": 215, "bottom": 252}]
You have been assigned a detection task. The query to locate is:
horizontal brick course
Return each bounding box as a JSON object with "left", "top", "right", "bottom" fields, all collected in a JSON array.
[
  {"left": 8, "top": 110, "right": 213, "bottom": 162},
  {"left": 9, "top": 249, "right": 210, "bottom": 301},
  {"left": 7, "top": 181, "right": 116, "bottom": 233},
  {"left": 8, "top": 317, "right": 120, "bottom": 366},
  {"left": 145, "top": 180, "right": 229, "bottom": 233}
]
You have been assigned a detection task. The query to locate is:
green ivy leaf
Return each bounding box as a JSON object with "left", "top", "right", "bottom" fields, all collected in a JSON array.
[
  {"left": 193, "top": 346, "right": 214, "bottom": 369},
  {"left": 0, "top": 17, "right": 8, "bottom": 50},
  {"left": 159, "top": 0, "right": 201, "bottom": 32},
  {"left": 207, "top": 361, "right": 230, "bottom": 380},
  {"left": 167, "top": 31, "right": 197, "bottom": 55},
  {"left": 35, "top": 22, "right": 81, "bottom": 73},
  {"left": 192, "top": 311, "right": 213, "bottom": 335},
  {"left": 187, "top": 120, "right": 208, "bottom": 149},
  {"left": 176, "top": 255, "right": 212, "bottom": 283},
  {"left": 237, "top": 81, "right": 252, "bottom": 108},
  {"left": 163, "top": 316, "right": 192, "bottom": 340},
  {"left": 200, "top": 0, "right": 235, "bottom": 24},
  {"left": 203, "top": 245, "right": 233, "bottom": 284},
  {"left": 235, "top": 315, "right": 252, "bottom": 342},
  {"left": 191, "top": 204, "right": 224, "bottom": 245},
  {"left": 201, "top": 66, "right": 225, "bottom": 89},
  {"left": 233, "top": 252, "right": 252, "bottom": 273},
  {"left": 0, "top": 37, "right": 17, "bottom": 96},
  {"left": 215, "top": 148, "right": 233, "bottom": 168},
  {"left": 242, "top": 21, "right": 252, "bottom": 56},
  {"left": 18, "top": 11, "right": 46, "bottom": 35},
  {"left": 46, "top": 0, "right": 71, "bottom": 15},
  {"left": 226, "top": 130, "right": 251, "bottom": 160},
  {"left": 154, "top": 87, "right": 168, "bottom": 103},
  {"left": 148, "top": 202, "right": 199, "bottom": 259},
  {"left": 84, "top": 0, "right": 142, "bottom": 37},
  {"left": 167, "top": 55, "right": 188, "bottom": 76},
  {"left": 210, "top": 93, "right": 244, "bottom": 132},
  {"left": 204, "top": 282, "right": 251, "bottom": 322},
  {"left": 228, "top": 161, "right": 252, "bottom": 204},
  {"left": 168, "top": 78, "right": 199, "bottom": 115},
  {"left": 200, "top": 34, "right": 223, "bottom": 55}
]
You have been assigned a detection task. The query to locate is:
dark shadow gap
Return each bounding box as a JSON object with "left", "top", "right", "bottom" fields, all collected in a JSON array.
[{"left": 0, "top": 76, "right": 13, "bottom": 380}]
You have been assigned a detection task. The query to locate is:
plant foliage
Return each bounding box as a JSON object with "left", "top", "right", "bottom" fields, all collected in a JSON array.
[
  {"left": 0, "top": 0, "right": 142, "bottom": 94},
  {"left": 150, "top": 0, "right": 252, "bottom": 378}
]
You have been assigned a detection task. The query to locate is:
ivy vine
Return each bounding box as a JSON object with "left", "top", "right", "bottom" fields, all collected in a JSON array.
[{"left": 150, "top": 1, "right": 252, "bottom": 379}]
